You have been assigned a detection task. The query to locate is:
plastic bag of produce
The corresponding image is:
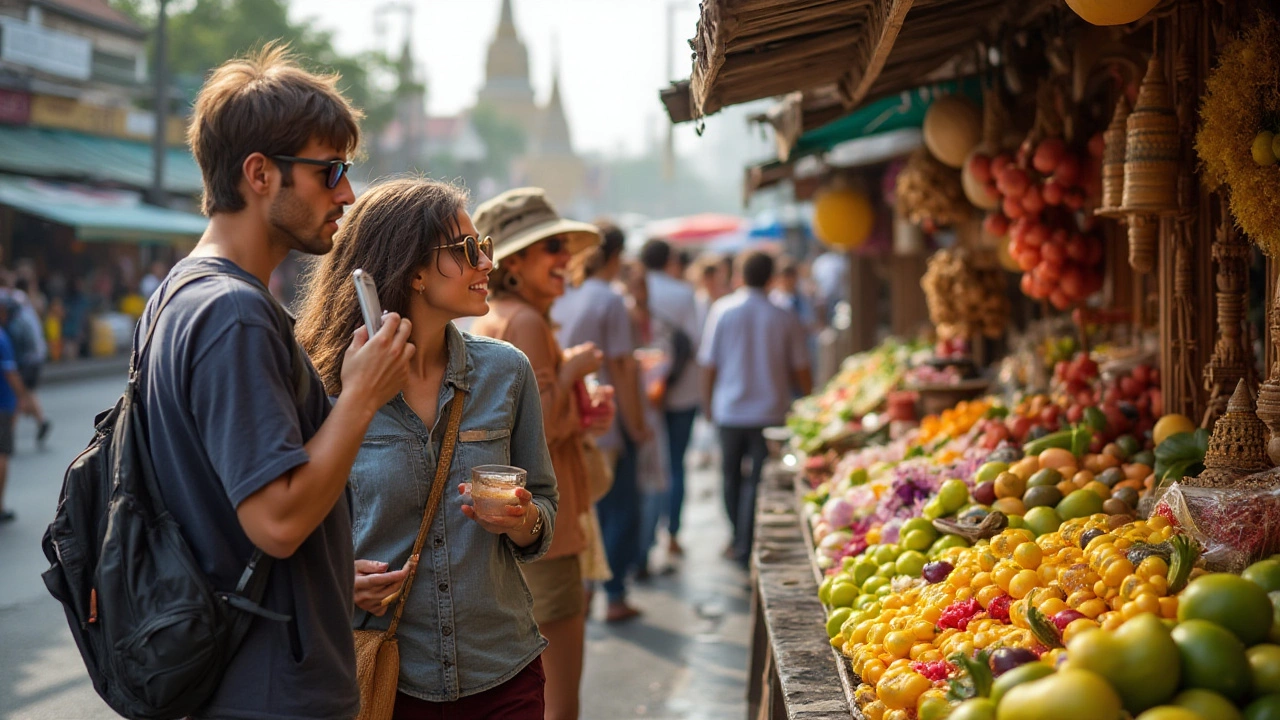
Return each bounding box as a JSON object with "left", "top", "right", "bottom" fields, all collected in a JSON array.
[{"left": 1151, "top": 481, "right": 1280, "bottom": 572}]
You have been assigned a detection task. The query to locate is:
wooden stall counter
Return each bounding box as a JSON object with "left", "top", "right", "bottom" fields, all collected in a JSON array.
[{"left": 748, "top": 460, "right": 857, "bottom": 720}]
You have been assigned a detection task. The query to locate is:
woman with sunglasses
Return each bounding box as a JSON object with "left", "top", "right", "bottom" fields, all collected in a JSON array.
[
  {"left": 296, "top": 178, "right": 559, "bottom": 718},
  {"left": 470, "top": 187, "right": 612, "bottom": 720}
]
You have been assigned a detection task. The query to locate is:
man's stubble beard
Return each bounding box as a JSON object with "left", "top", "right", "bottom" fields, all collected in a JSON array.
[{"left": 268, "top": 187, "right": 333, "bottom": 256}]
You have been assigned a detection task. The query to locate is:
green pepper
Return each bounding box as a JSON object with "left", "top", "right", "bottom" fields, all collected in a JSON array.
[
  {"left": 1022, "top": 428, "right": 1075, "bottom": 456},
  {"left": 1070, "top": 425, "right": 1094, "bottom": 457},
  {"left": 1083, "top": 406, "right": 1108, "bottom": 433}
]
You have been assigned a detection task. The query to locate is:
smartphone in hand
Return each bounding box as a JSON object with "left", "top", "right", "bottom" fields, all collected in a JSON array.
[{"left": 352, "top": 269, "right": 382, "bottom": 336}]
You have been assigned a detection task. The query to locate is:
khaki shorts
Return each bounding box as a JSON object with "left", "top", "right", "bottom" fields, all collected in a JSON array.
[{"left": 520, "top": 554, "right": 584, "bottom": 625}]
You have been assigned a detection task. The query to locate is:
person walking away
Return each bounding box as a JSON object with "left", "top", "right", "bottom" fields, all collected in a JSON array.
[
  {"left": 133, "top": 46, "right": 413, "bottom": 719},
  {"left": 296, "top": 178, "right": 557, "bottom": 718},
  {"left": 0, "top": 288, "right": 50, "bottom": 445},
  {"left": 618, "top": 261, "right": 671, "bottom": 579},
  {"left": 471, "top": 187, "right": 612, "bottom": 720},
  {"left": 640, "top": 239, "right": 700, "bottom": 558},
  {"left": 699, "top": 251, "right": 812, "bottom": 566},
  {"left": 770, "top": 257, "right": 820, "bottom": 386},
  {"left": 552, "top": 221, "right": 650, "bottom": 621},
  {"left": 0, "top": 302, "right": 32, "bottom": 522}
]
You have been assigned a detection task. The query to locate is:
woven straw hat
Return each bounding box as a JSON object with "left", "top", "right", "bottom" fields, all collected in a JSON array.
[{"left": 473, "top": 187, "right": 599, "bottom": 263}]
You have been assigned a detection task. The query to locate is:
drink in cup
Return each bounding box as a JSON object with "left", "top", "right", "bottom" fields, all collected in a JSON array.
[{"left": 469, "top": 465, "right": 527, "bottom": 519}]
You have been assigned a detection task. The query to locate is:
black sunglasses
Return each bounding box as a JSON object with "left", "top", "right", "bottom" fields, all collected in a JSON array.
[
  {"left": 541, "top": 237, "right": 568, "bottom": 255},
  {"left": 270, "top": 155, "right": 352, "bottom": 189},
  {"left": 439, "top": 235, "right": 494, "bottom": 268}
]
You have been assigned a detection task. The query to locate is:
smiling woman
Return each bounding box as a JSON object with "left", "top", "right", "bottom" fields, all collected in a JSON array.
[{"left": 295, "top": 177, "right": 560, "bottom": 718}]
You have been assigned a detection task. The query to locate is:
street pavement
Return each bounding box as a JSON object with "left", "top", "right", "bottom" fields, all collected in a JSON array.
[{"left": 0, "top": 374, "right": 750, "bottom": 720}]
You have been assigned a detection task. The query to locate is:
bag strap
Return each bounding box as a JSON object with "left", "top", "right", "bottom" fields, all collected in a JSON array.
[
  {"left": 131, "top": 269, "right": 309, "bottom": 403},
  {"left": 384, "top": 389, "right": 468, "bottom": 639}
]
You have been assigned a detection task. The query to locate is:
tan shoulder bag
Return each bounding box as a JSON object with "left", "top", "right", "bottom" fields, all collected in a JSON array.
[{"left": 353, "top": 391, "right": 467, "bottom": 720}]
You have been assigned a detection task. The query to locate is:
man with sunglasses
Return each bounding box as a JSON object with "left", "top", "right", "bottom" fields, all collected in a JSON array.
[{"left": 130, "top": 46, "right": 413, "bottom": 719}]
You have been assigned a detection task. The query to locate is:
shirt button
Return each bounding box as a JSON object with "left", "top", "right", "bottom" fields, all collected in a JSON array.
[
  {"left": 434, "top": 535, "right": 444, "bottom": 547},
  {"left": 443, "top": 659, "right": 453, "bottom": 667},
  {"left": 438, "top": 582, "right": 449, "bottom": 592},
  {"left": 442, "top": 626, "right": 453, "bottom": 636}
]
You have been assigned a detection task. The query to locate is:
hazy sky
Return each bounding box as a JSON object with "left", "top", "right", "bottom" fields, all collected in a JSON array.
[{"left": 290, "top": 0, "right": 711, "bottom": 159}]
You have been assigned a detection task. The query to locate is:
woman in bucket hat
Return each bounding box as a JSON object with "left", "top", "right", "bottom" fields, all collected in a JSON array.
[{"left": 470, "top": 187, "right": 611, "bottom": 720}]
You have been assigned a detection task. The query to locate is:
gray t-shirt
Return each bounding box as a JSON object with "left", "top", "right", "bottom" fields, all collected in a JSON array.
[
  {"left": 551, "top": 277, "right": 635, "bottom": 451},
  {"left": 137, "top": 257, "right": 357, "bottom": 720}
]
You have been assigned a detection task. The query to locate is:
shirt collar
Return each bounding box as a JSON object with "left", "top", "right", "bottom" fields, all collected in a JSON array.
[{"left": 443, "top": 322, "right": 473, "bottom": 392}]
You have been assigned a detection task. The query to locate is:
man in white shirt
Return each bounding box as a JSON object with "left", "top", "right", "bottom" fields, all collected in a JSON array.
[
  {"left": 699, "top": 251, "right": 812, "bottom": 566},
  {"left": 641, "top": 239, "right": 701, "bottom": 557}
]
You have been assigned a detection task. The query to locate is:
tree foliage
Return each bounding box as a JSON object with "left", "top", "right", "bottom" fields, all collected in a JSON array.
[{"left": 109, "top": 0, "right": 394, "bottom": 131}]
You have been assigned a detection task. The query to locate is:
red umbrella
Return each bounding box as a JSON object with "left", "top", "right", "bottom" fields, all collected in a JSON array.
[{"left": 646, "top": 213, "right": 746, "bottom": 244}]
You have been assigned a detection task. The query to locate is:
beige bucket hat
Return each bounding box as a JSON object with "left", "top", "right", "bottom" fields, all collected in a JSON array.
[{"left": 473, "top": 187, "right": 600, "bottom": 263}]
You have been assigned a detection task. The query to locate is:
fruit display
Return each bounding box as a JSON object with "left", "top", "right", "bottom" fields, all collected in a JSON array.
[
  {"left": 921, "top": 247, "right": 1011, "bottom": 340},
  {"left": 973, "top": 130, "right": 1107, "bottom": 309},
  {"left": 787, "top": 339, "right": 928, "bottom": 453},
  {"left": 940, "top": 559, "right": 1280, "bottom": 720},
  {"left": 801, "top": 403, "right": 1263, "bottom": 719}
]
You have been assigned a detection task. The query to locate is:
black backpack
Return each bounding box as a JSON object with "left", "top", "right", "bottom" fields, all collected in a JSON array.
[{"left": 41, "top": 270, "right": 307, "bottom": 720}]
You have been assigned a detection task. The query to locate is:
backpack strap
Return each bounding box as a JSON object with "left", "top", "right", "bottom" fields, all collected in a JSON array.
[
  {"left": 131, "top": 270, "right": 310, "bottom": 404},
  {"left": 131, "top": 267, "right": 311, "bottom": 623}
]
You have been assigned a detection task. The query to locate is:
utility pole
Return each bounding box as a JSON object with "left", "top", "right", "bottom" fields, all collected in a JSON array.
[{"left": 149, "top": 0, "right": 169, "bottom": 207}]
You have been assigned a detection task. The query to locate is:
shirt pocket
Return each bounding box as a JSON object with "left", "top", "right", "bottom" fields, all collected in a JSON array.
[
  {"left": 457, "top": 427, "right": 513, "bottom": 475},
  {"left": 348, "top": 435, "right": 426, "bottom": 546}
]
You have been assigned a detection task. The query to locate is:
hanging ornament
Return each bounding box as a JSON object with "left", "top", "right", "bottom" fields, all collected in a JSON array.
[
  {"left": 813, "top": 184, "right": 875, "bottom": 249},
  {"left": 923, "top": 95, "right": 983, "bottom": 169},
  {"left": 1065, "top": 0, "right": 1160, "bottom": 27},
  {"left": 1111, "top": 54, "right": 1179, "bottom": 274}
]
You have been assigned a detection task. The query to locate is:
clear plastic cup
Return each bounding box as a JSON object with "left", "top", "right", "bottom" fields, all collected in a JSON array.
[{"left": 469, "top": 465, "right": 527, "bottom": 519}]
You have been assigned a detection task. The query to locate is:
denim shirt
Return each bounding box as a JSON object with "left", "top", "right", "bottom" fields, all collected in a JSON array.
[{"left": 349, "top": 324, "right": 558, "bottom": 702}]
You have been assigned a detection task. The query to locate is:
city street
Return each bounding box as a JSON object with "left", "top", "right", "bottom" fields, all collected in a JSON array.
[{"left": 0, "top": 373, "right": 750, "bottom": 720}]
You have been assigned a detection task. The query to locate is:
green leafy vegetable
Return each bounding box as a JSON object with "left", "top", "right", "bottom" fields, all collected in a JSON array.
[{"left": 1153, "top": 429, "right": 1209, "bottom": 487}]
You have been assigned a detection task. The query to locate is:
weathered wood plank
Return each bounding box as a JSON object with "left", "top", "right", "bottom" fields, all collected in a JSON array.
[{"left": 750, "top": 462, "right": 858, "bottom": 719}]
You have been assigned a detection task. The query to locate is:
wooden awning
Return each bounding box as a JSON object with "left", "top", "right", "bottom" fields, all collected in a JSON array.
[{"left": 667, "top": 0, "right": 1055, "bottom": 129}]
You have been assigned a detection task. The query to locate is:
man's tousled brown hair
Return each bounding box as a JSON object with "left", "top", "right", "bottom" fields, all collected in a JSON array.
[
  {"left": 188, "top": 42, "right": 362, "bottom": 216},
  {"left": 295, "top": 177, "right": 470, "bottom": 395}
]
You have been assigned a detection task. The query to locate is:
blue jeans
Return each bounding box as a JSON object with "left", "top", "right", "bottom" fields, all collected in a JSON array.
[
  {"left": 664, "top": 408, "right": 698, "bottom": 538},
  {"left": 635, "top": 489, "right": 666, "bottom": 572},
  {"left": 597, "top": 436, "right": 640, "bottom": 603}
]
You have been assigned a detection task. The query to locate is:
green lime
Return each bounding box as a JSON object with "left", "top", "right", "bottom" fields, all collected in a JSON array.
[
  {"left": 851, "top": 558, "right": 878, "bottom": 586},
  {"left": 1006, "top": 514, "right": 1028, "bottom": 530},
  {"left": 901, "top": 517, "right": 936, "bottom": 538},
  {"left": 861, "top": 576, "right": 889, "bottom": 595},
  {"left": 826, "top": 607, "right": 853, "bottom": 638},
  {"left": 873, "top": 544, "right": 901, "bottom": 565},
  {"left": 938, "top": 478, "right": 971, "bottom": 513},
  {"left": 819, "top": 575, "right": 835, "bottom": 605},
  {"left": 902, "top": 529, "right": 935, "bottom": 552},
  {"left": 922, "top": 498, "right": 947, "bottom": 520},
  {"left": 930, "top": 534, "right": 970, "bottom": 556},
  {"left": 829, "top": 581, "right": 859, "bottom": 608},
  {"left": 896, "top": 550, "right": 928, "bottom": 577}
]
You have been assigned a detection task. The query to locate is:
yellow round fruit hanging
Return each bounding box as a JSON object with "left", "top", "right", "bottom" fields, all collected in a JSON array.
[
  {"left": 1065, "top": 0, "right": 1160, "bottom": 26},
  {"left": 813, "top": 186, "right": 875, "bottom": 249}
]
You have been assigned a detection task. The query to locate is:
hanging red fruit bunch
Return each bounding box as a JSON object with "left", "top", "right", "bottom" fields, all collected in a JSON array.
[
  {"left": 977, "top": 133, "right": 1107, "bottom": 310},
  {"left": 972, "top": 85, "right": 1108, "bottom": 310}
]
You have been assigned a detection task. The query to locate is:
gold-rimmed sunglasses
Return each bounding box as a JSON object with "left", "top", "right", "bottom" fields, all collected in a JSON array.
[{"left": 438, "top": 235, "right": 494, "bottom": 268}]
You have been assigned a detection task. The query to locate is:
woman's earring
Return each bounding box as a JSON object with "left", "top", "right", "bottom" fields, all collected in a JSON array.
[{"left": 504, "top": 272, "right": 522, "bottom": 291}]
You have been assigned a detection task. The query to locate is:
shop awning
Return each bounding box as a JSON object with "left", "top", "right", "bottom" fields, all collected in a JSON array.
[
  {"left": 0, "top": 125, "right": 202, "bottom": 195},
  {"left": 665, "top": 0, "right": 1056, "bottom": 125},
  {"left": 0, "top": 176, "right": 207, "bottom": 243},
  {"left": 782, "top": 76, "right": 983, "bottom": 159}
]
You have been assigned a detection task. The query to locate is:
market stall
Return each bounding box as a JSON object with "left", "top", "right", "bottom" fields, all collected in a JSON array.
[{"left": 666, "top": 0, "right": 1280, "bottom": 718}]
